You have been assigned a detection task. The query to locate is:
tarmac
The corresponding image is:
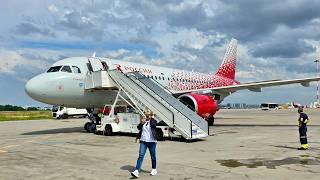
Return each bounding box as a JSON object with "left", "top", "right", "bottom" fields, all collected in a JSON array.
[{"left": 0, "top": 108, "right": 320, "bottom": 180}]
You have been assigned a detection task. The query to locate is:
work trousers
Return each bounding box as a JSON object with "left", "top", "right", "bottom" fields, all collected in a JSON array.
[
  {"left": 135, "top": 141, "right": 157, "bottom": 171},
  {"left": 299, "top": 125, "right": 308, "bottom": 145}
]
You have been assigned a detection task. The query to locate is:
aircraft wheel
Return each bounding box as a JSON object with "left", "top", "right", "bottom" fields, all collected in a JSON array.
[
  {"left": 84, "top": 122, "right": 91, "bottom": 132},
  {"left": 104, "top": 125, "right": 113, "bottom": 136},
  {"left": 208, "top": 117, "right": 214, "bottom": 126},
  {"left": 156, "top": 128, "right": 164, "bottom": 141}
]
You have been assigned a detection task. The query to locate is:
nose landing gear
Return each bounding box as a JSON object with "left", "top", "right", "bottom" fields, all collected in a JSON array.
[
  {"left": 84, "top": 108, "right": 102, "bottom": 133},
  {"left": 84, "top": 121, "right": 96, "bottom": 133}
]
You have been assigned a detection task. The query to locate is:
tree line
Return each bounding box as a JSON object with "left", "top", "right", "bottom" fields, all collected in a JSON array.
[{"left": 0, "top": 105, "right": 39, "bottom": 111}]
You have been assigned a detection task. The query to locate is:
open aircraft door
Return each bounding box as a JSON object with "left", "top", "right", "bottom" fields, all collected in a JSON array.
[{"left": 88, "top": 58, "right": 104, "bottom": 72}]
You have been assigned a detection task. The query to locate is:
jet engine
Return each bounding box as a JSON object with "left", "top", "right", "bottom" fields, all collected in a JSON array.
[{"left": 178, "top": 93, "right": 218, "bottom": 121}]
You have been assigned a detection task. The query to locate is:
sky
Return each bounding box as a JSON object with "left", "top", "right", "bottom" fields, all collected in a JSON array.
[{"left": 1, "top": 0, "right": 320, "bottom": 107}]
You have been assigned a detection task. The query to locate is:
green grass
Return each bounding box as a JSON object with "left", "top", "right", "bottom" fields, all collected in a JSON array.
[{"left": 0, "top": 111, "right": 52, "bottom": 121}]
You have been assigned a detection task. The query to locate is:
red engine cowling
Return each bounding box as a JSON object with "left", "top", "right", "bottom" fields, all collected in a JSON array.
[{"left": 178, "top": 93, "right": 218, "bottom": 118}]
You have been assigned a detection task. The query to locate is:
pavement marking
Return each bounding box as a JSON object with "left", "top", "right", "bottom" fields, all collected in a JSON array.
[
  {"left": 0, "top": 149, "right": 7, "bottom": 153},
  {"left": 1, "top": 145, "right": 19, "bottom": 149},
  {"left": 0, "top": 135, "right": 55, "bottom": 152},
  {"left": 25, "top": 140, "right": 35, "bottom": 143}
]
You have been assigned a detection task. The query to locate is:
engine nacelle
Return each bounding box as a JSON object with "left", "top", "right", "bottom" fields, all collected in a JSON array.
[{"left": 178, "top": 93, "right": 218, "bottom": 118}]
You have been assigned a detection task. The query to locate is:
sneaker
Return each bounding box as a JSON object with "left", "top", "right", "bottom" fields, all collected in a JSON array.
[
  {"left": 150, "top": 169, "right": 157, "bottom": 176},
  {"left": 297, "top": 147, "right": 307, "bottom": 150},
  {"left": 131, "top": 170, "right": 139, "bottom": 178}
]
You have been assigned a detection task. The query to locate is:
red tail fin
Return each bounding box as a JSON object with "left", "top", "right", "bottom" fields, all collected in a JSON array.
[{"left": 215, "top": 38, "right": 237, "bottom": 80}]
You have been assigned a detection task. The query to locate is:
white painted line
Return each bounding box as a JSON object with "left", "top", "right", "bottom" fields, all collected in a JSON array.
[
  {"left": 2, "top": 145, "right": 19, "bottom": 149},
  {"left": 0, "top": 149, "right": 7, "bottom": 153}
]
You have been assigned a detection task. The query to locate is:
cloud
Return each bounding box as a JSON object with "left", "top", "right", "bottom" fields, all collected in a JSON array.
[
  {"left": 0, "top": 50, "right": 27, "bottom": 74},
  {"left": 197, "top": 0, "right": 320, "bottom": 40},
  {"left": 251, "top": 39, "right": 314, "bottom": 58},
  {"left": 104, "top": 49, "right": 130, "bottom": 59},
  {"left": 48, "top": 4, "right": 58, "bottom": 13},
  {"left": 166, "top": 1, "right": 208, "bottom": 27},
  {"left": 15, "top": 23, "right": 55, "bottom": 37},
  {"left": 0, "top": 49, "right": 52, "bottom": 81}
]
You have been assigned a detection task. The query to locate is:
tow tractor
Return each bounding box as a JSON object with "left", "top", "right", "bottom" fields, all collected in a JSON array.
[
  {"left": 84, "top": 91, "right": 181, "bottom": 141},
  {"left": 97, "top": 110, "right": 171, "bottom": 141}
]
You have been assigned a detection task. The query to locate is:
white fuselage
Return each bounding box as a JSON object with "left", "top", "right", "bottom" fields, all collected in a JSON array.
[{"left": 25, "top": 57, "right": 234, "bottom": 108}]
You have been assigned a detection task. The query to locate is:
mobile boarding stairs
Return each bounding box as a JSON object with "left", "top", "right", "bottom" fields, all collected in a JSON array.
[{"left": 84, "top": 70, "right": 209, "bottom": 140}]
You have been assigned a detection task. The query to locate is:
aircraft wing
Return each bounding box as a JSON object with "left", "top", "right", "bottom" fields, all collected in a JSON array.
[{"left": 171, "top": 77, "right": 320, "bottom": 95}]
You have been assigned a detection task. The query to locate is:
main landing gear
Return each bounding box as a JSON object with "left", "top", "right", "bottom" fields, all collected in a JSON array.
[{"left": 207, "top": 117, "right": 215, "bottom": 126}]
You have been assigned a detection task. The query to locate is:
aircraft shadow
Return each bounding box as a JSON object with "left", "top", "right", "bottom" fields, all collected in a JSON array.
[{"left": 21, "top": 127, "right": 84, "bottom": 135}]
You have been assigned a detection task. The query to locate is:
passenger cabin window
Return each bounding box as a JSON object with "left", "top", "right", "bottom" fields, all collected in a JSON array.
[
  {"left": 72, "top": 66, "right": 81, "bottom": 73},
  {"left": 61, "top": 66, "right": 72, "bottom": 73},
  {"left": 47, "top": 66, "right": 62, "bottom": 73}
]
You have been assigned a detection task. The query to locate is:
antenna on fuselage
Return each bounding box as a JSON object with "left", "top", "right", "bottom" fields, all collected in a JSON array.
[{"left": 92, "top": 52, "right": 96, "bottom": 58}]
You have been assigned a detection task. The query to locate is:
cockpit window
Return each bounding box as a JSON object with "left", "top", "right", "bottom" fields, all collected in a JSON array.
[
  {"left": 61, "top": 66, "right": 72, "bottom": 73},
  {"left": 72, "top": 66, "right": 81, "bottom": 73},
  {"left": 47, "top": 66, "right": 62, "bottom": 73}
]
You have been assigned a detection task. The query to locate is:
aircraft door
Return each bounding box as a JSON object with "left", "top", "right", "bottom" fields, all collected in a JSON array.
[{"left": 88, "top": 58, "right": 104, "bottom": 72}]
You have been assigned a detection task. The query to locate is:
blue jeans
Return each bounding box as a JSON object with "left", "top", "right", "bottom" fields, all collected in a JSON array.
[{"left": 135, "top": 141, "right": 157, "bottom": 171}]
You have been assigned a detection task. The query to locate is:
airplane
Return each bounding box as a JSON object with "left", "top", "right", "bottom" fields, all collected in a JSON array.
[{"left": 25, "top": 38, "right": 320, "bottom": 125}]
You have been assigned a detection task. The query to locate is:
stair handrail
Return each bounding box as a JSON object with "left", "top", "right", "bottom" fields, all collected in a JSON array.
[
  {"left": 107, "top": 70, "right": 176, "bottom": 126},
  {"left": 126, "top": 71, "right": 207, "bottom": 134}
]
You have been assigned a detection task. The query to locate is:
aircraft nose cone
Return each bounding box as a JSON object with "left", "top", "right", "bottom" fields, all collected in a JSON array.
[
  {"left": 25, "top": 73, "right": 62, "bottom": 105},
  {"left": 24, "top": 74, "right": 49, "bottom": 102},
  {"left": 25, "top": 77, "right": 39, "bottom": 99}
]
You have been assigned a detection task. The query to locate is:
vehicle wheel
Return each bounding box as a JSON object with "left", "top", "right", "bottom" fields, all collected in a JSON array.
[
  {"left": 156, "top": 128, "right": 164, "bottom": 141},
  {"left": 104, "top": 125, "right": 113, "bottom": 136},
  {"left": 84, "top": 122, "right": 92, "bottom": 132},
  {"left": 62, "top": 113, "right": 68, "bottom": 119},
  {"left": 88, "top": 123, "right": 96, "bottom": 133},
  {"left": 208, "top": 117, "right": 214, "bottom": 126}
]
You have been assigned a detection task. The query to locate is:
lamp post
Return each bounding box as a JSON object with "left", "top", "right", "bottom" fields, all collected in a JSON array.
[{"left": 315, "top": 59, "right": 320, "bottom": 106}]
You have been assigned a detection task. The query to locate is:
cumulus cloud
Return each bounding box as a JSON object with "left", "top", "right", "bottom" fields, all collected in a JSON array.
[
  {"left": 0, "top": 49, "right": 51, "bottom": 82},
  {"left": 0, "top": 50, "right": 27, "bottom": 74},
  {"left": 4, "top": 0, "right": 320, "bottom": 77},
  {"left": 48, "top": 4, "right": 58, "bottom": 13},
  {"left": 15, "top": 23, "right": 55, "bottom": 37}
]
